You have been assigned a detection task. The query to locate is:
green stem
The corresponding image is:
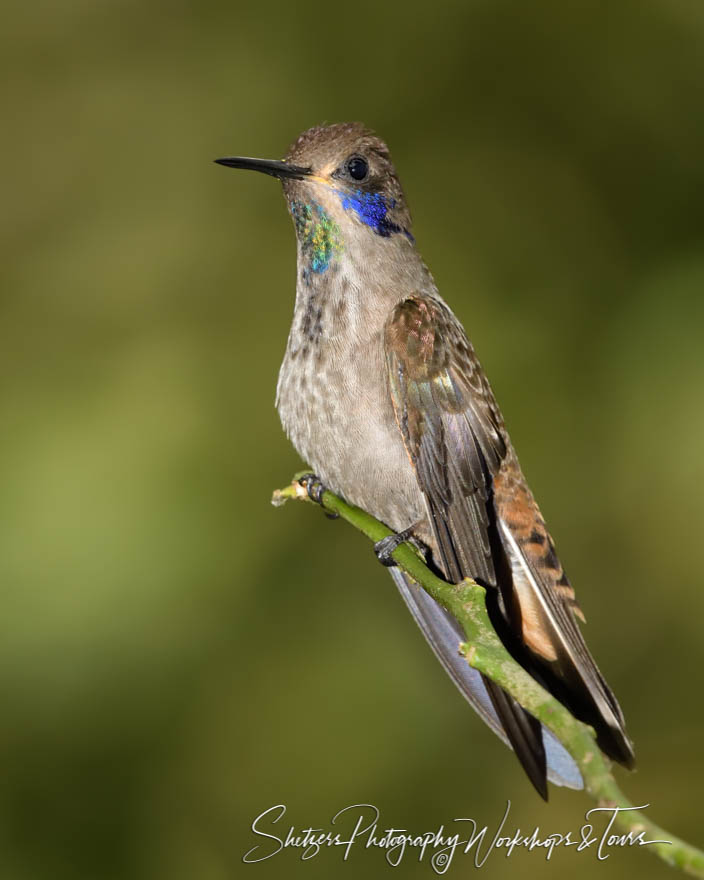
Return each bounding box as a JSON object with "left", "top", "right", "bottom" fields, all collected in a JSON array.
[{"left": 273, "top": 476, "right": 704, "bottom": 877}]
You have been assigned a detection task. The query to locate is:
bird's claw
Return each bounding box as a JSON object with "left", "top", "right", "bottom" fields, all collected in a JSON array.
[
  {"left": 374, "top": 526, "right": 415, "bottom": 567},
  {"left": 298, "top": 473, "right": 327, "bottom": 506}
]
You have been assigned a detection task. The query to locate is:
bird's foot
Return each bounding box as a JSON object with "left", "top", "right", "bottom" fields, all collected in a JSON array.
[
  {"left": 374, "top": 526, "right": 416, "bottom": 567},
  {"left": 297, "top": 473, "right": 339, "bottom": 519}
]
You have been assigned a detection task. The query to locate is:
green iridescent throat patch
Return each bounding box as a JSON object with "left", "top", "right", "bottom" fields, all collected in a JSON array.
[{"left": 291, "top": 201, "right": 343, "bottom": 274}]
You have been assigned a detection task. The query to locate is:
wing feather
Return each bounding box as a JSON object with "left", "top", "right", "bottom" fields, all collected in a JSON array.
[
  {"left": 384, "top": 292, "right": 634, "bottom": 791},
  {"left": 385, "top": 294, "right": 549, "bottom": 796}
]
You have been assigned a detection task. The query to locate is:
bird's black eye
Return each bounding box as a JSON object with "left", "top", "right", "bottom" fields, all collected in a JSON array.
[{"left": 347, "top": 156, "right": 369, "bottom": 181}]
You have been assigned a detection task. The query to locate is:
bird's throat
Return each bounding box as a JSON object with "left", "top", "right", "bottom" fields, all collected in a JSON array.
[
  {"left": 291, "top": 200, "right": 343, "bottom": 277},
  {"left": 290, "top": 188, "right": 414, "bottom": 282}
]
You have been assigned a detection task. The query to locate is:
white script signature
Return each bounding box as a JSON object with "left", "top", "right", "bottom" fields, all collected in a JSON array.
[{"left": 242, "top": 802, "right": 670, "bottom": 872}]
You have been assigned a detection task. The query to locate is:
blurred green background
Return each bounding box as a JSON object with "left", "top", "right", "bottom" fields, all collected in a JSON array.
[{"left": 2, "top": 0, "right": 704, "bottom": 877}]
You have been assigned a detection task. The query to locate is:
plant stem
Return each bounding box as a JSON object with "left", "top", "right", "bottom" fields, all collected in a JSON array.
[{"left": 273, "top": 476, "right": 704, "bottom": 876}]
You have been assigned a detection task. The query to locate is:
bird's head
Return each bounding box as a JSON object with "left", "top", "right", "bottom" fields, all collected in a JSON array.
[{"left": 216, "top": 123, "right": 414, "bottom": 275}]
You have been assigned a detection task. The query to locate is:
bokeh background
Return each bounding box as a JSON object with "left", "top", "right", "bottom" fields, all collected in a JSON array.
[{"left": 3, "top": 0, "right": 704, "bottom": 877}]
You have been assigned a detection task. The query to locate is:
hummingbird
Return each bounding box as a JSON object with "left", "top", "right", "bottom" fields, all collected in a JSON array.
[{"left": 215, "top": 123, "right": 635, "bottom": 798}]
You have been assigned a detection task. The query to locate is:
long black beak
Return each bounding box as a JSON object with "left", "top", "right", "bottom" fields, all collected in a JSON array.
[{"left": 214, "top": 156, "right": 312, "bottom": 181}]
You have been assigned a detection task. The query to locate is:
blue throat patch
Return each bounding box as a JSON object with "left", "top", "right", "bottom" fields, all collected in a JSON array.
[{"left": 336, "top": 189, "right": 414, "bottom": 242}]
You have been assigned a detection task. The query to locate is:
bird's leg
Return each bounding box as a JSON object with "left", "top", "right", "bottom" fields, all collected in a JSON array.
[
  {"left": 374, "top": 524, "right": 421, "bottom": 567},
  {"left": 297, "top": 473, "right": 339, "bottom": 519}
]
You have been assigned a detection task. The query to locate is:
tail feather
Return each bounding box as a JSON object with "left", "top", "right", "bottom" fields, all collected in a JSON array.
[
  {"left": 482, "top": 676, "right": 548, "bottom": 800},
  {"left": 388, "top": 567, "right": 584, "bottom": 791}
]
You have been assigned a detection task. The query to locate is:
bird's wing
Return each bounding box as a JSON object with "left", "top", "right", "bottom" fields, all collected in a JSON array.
[
  {"left": 384, "top": 293, "right": 552, "bottom": 796},
  {"left": 384, "top": 294, "right": 506, "bottom": 585},
  {"left": 383, "top": 293, "right": 633, "bottom": 795}
]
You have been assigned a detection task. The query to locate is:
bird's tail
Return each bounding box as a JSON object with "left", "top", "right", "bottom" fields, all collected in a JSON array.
[{"left": 387, "top": 567, "right": 584, "bottom": 792}]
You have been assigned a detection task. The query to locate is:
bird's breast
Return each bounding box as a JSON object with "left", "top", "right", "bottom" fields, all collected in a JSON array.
[{"left": 275, "top": 282, "right": 423, "bottom": 532}]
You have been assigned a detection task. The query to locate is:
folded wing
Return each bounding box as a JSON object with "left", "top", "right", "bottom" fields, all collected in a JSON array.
[{"left": 384, "top": 293, "right": 634, "bottom": 796}]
